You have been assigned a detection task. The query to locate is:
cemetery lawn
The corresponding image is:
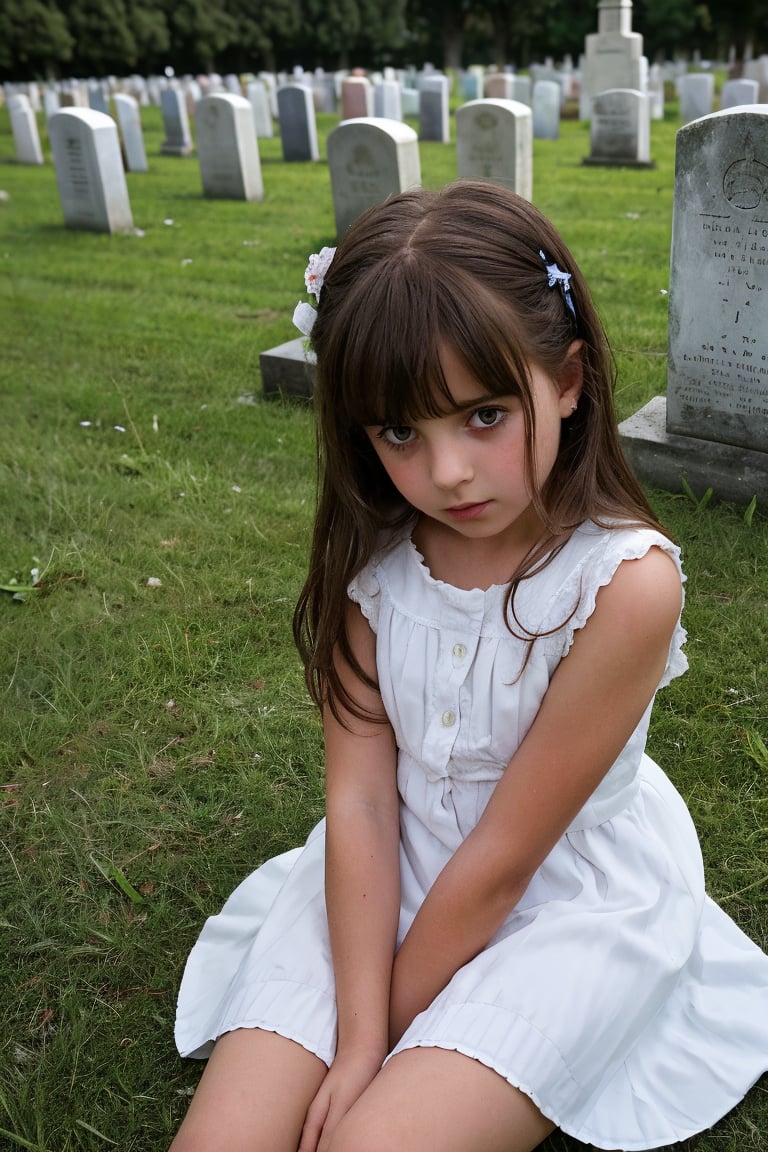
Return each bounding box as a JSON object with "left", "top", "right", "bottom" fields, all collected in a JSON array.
[{"left": 0, "top": 104, "right": 766, "bottom": 1151}]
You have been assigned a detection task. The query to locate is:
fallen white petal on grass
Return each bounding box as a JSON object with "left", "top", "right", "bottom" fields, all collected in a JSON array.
[
  {"left": 231, "top": 485, "right": 242, "bottom": 493},
  {"left": 145, "top": 576, "right": 163, "bottom": 587},
  {"left": 163, "top": 218, "right": 174, "bottom": 226},
  {"left": 181, "top": 258, "right": 193, "bottom": 266},
  {"left": 660, "top": 289, "right": 669, "bottom": 296},
  {"left": 80, "top": 420, "right": 92, "bottom": 427},
  {"left": 114, "top": 425, "right": 126, "bottom": 433}
]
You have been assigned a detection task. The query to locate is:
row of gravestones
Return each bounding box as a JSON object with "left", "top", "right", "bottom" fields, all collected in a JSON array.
[{"left": 263, "top": 104, "right": 768, "bottom": 507}]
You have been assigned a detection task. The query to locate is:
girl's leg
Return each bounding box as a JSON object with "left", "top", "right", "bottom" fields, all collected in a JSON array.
[
  {"left": 327, "top": 1047, "right": 556, "bottom": 1152},
  {"left": 169, "top": 1028, "right": 327, "bottom": 1152}
]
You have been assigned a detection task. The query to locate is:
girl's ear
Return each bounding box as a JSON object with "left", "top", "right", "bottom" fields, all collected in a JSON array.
[{"left": 556, "top": 339, "right": 584, "bottom": 419}]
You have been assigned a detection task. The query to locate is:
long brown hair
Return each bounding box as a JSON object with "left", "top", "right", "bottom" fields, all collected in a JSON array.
[{"left": 293, "top": 181, "right": 664, "bottom": 721}]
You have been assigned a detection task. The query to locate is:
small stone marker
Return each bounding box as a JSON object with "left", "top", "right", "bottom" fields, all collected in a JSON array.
[
  {"left": 619, "top": 106, "right": 768, "bottom": 503},
  {"left": 419, "top": 75, "right": 450, "bottom": 142},
  {"left": 8, "top": 94, "right": 44, "bottom": 165},
  {"left": 196, "top": 94, "right": 263, "bottom": 201},
  {"left": 583, "top": 88, "right": 653, "bottom": 167},
  {"left": 261, "top": 339, "right": 316, "bottom": 399},
  {"left": 484, "top": 74, "right": 516, "bottom": 101},
  {"left": 327, "top": 117, "right": 421, "bottom": 239},
  {"left": 456, "top": 98, "right": 532, "bottom": 199},
  {"left": 48, "top": 107, "right": 134, "bottom": 233},
  {"left": 678, "top": 73, "right": 714, "bottom": 124},
  {"left": 532, "top": 81, "right": 560, "bottom": 140},
  {"left": 374, "top": 80, "right": 402, "bottom": 121},
  {"left": 276, "top": 84, "right": 320, "bottom": 162},
  {"left": 160, "top": 88, "right": 194, "bottom": 155},
  {"left": 341, "top": 76, "right": 374, "bottom": 119},
  {"left": 114, "top": 93, "right": 148, "bottom": 172},
  {"left": 721, "top": 79, "right": 759, "bottom": 110},
  {"left": 247, "top": 79, "right": 273, "bottom": 137},
  {"left": 510, "top": 76, "right": 532, "bottom": 107}
]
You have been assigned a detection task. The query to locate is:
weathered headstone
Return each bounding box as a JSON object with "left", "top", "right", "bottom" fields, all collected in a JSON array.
[
  {"left": 247, "top": 79, "right": 273, "bottom": 137},
  {"left": 160, "top": 88, "right": 194, "bottom": 155},
  {"left": 419, "top": 75, "right": 450, "bottom": 142},
  {"left": 341, "top": 76, "right": 374, "bottom": 119},
  {"left": 510, "top": 75, "right": 532, "bottom": 106},
  {"left": 582, "top": 0, "right": 645, "bottom": 119},
  {"left": 195, "top": 94, "right": 263, "bottom": 201},
  {"left": 8, "top": 94, "right": 44, "bottom": 165},
  {"left": 744, "top": 56, "right": 768, "bottom": 102},
  {"left": 619, "top": 106, "right": 768, "bottom": 502},
  {"left": 48, "top": 107, "right": 134, "bottom": 233},
  {"left": 43, "top": 87, "right": 60, "bottom": 121},
  {"left": 277, "top": 84, "right": 320, "bottom": 162},
  {"left": 88, "top": 84, "right": 109, "bottom": 115},
  {"left": 327, "top": 118, "right": 421, "bottom": 239},
  {"left": 114, "top": 93, "right": 148, "bottom": 172},
  {"left": 678, "top": 73, "right": 714, "bottom": 124},
  {"left": 648, "top": 63, "right": 665, "bottom": 120},
  {"left": 583, "top": 88, "right": 652, "bottom": 167},
  {"left": 721, "top": 79, "right": 759, "bottom": 110},
  {"left": 532, "top": 81, "right": 560, "bottom": 140},
  {"left": 455, "top": 98, "right": 532, "bottom": 199}
]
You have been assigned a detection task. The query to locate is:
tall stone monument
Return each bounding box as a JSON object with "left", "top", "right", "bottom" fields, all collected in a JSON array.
[
  {"left": 582, "top": 0, "right": 645, "bottom": 119},
  {"left": 619, "top": 107, "right": 768, "bottom": 503}
]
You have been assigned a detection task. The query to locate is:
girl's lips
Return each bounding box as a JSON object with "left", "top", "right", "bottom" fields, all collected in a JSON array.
[{"left": 445, "top": 501, "right": 491, "bottom": 521}]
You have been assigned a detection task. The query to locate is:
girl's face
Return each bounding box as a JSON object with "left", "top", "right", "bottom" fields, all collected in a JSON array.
[{"left": 363, "top": 341, "right": 582, "bottom": 550}]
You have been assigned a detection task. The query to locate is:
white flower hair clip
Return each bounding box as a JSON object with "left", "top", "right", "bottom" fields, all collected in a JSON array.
[
  {"left": 539, "top": 249, "right": 576, "bottom": 319},
  {"left": 292, "top": 246, "right": 336, "bottom": 337}
]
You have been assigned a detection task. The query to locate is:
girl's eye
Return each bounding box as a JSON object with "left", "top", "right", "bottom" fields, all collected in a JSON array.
[
  {"left": 469, "top": 407, "right": 504, "bottom": 428},
  {"left": 380, "top": 426, "right": 415, "bottom": 446}
]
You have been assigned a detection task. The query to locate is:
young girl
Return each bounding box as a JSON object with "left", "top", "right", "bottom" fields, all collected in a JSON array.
[{"left": 171, "top": 182, "right": 768, "bottom": 1152}]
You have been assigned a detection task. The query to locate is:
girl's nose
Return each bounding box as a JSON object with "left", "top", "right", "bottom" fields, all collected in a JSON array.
[{"left": 428, "top": 441, "right": 474, "bottom": 490}]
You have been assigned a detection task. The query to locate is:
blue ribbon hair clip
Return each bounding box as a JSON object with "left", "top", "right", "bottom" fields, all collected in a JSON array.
[{"left": 539, "top": 249, "right": 576, "bottom": 319}]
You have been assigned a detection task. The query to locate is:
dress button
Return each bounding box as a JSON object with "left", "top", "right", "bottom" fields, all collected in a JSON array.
[
  {"left": 452, "top": 643, "right": 467, "bottom": 660},
  {"left": 441, "top": 709, "right": 456, "bottom": 727}
]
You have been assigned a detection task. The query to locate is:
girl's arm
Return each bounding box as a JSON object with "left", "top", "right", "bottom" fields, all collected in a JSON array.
[
  {"left": 389, "top": 547, "right": 682, "bottom": 1045},
  {"left": 300, "top": 601, "right": 400, "bottom": 1152}
]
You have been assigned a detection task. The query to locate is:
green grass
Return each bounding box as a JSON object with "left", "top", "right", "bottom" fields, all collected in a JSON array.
[{"left": 0, "top": 102, "right": 766, "bottom": 1150}]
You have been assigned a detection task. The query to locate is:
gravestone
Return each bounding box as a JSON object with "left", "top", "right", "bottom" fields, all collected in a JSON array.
[
  {"left": 247, "top": 79, "right": 273, "bottom": 137},
  {"left": 114, "top": 93, "right": 148, "bottom": 172},
  {"left": 484, "top": 74, "right": 516, "bottom": 100},
  {"left": 744, "top": 56, "right": 768, "bottom": 102},
  {"left": 679, "top": 73, "right": 714, "bottom": 123},
  {"left": 455, "top": 98, "right": 532, "bottom": 199},
  {"left": 583, "top": 88, "right": 652, "bottom": 167},
  {"left": 532, "top": 81, "right": 560, "bottom": 140},
  {"left": 511, "top": 75, "right": 532, "bottom": 106},
  {"left": 8, "top": 94, "right": 44, "bottom": 165},
  {"left": 327, "top": 118, "right": 421, "bottom": 239},
  {"left": 401, "top": 88, "right": 420, "bottom": 117},
  {"left": 48, "top": 107, "right": 134, "bottom": 233},
  {"left": 419, "top": 75, "right": 450, "bottom": 142},
  {"left": 341, "top": 76, "right": 374, "bottom": 119},
  {"left": 88, "top": 85, "right": 109, "bottom": 115},
  {"left": 160, "top": 88, "right": 194, "bottom": 155},
  {"left": 648, "top": 63, "right": 665, "bottom": 120},
  {"left": 374, "top": 80, "right": 402, "bottom": 121},
  {"left": 261, "top": 339, "right": 316, "bottom": 399},
  {"left": 43, "top": 87, "right": 60, "bottom": 120},
  {"left": 619, "top": 106, "right": 768, "bottom": 503},
  {"left": 721, "top": 79, "right": 759, "bottom": 110},
  {"left": 277, "top": 84, "right": 320, "bottom": 162},
  {"left": 196, "top": 93, "right": 263, "bottom": 201},
  {"left": 582, "top": 0, "right": 645, "bottom": 118}
]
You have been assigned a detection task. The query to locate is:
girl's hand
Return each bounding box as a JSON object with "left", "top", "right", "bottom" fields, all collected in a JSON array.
[{"left": 299, "top": 1047, "right": 384, "bottom": 1152}]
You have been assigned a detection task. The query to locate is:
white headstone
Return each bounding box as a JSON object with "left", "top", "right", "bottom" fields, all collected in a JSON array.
[
  {"left": 160, "top": 88, "right": 194, "bottom": 155},
  {"left": 327, "top": 118, "right": 421, "bottom": 239},
  {"left": 114, "top": 93, "right": 148, "bottom": 173},
  {"left": 510, "top": 75, "right": 532, "bottom": 107},
  {"left": 48, "top": 107, "right": 134, "bottom": 232},
  {"left": 648, "top": 63, "right": 665, "bottom": 120},
  {"left": 721, "top": 79, "right": 760, "bottom": 110},
  {"left": 532, "top": 80, "right": 560, "bottom": 139},
  {"left": 196, "top": 94, "right": 263, "bottom": 201},
  {"left": 620, "top": 105, "right": 768, "bottom": 502},
  {"left": 455, "top": 98, "right": 532, "bottom": 199},
  {"left": 276, "top": 84, "right": 320, "bottom": 162},
  {"left": 374, "top": 80, "right": 402, "bottom": 121},
  {"left": 247, "top": 79, "right": 273, "bottom": 137},
  {"left": 43, "top": 87, "right": 60, "bottom": 121},
  {"left": 584, "top": 88, "right": 652, "bottom": 166},
  {"left": 582, "top": 0, "right": 645, "bottom": 118},
  {"left": 419, "top": 75, "right": 450, "bottom": 142},
  {"left": 8, "top": 94, "right": 44, "bottom": 165},
  {"left": 679, "top": 73, "right": 714, "bottom": 124}
]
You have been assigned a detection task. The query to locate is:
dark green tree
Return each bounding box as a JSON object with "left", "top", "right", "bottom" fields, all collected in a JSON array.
[
  {"left": 219, "top": 0, "right": 301, "bottom": 73},
  {"left": 159, "top": 0, "right": 237, "bottom": 74},
  {"left": 0, "top": 0, "right": 73, "bottom": 78},
  {"left": 58, "top": 0, "right": 138, "bottom": 74}
]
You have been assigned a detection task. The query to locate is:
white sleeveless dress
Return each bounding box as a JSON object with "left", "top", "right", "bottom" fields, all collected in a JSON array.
[{"left": 175, "top": 521, "right": 768, "bottom": 1150}]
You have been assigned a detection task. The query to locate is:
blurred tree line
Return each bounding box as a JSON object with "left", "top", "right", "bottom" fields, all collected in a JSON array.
[{"left": 0, "top": 0, "right": 766, "bottom": 81}]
